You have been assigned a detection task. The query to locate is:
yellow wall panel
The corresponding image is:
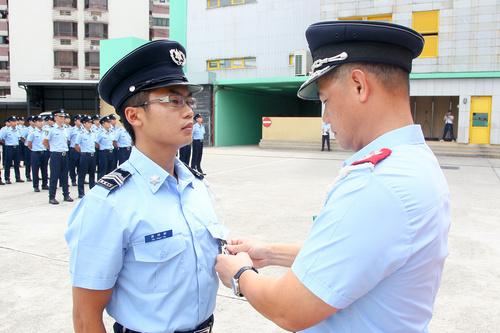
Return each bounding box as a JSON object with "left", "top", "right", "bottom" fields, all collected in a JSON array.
[
  {"left": 262, "top": 117, "right": 323, "bottom": 142},
  {"left": 412, "top": 11, "right": 439, "bottom": 34},
  {"left": 420, "top": 35, "right": 439, "bottom": 58}
]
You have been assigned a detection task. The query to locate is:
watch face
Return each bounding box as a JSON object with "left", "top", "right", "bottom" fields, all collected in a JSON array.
[{"left": 231, "top": 277, "right": 241, "bottom": 297}]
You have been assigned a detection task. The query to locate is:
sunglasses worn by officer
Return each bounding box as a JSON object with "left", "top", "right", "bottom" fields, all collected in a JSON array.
[{"left": 135, "top": 94, "right": 197, "bottom": 109}]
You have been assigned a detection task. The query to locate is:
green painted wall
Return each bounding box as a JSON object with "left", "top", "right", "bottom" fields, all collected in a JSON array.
[
  {"left": 215, "top": 88, "right": 320, "bottom": 146},
  {"left": 169, "top": 0, "right": 187, "bottom": 47},
  {"left": 100, "top": 37, "right": 148, "bottom": 75}
]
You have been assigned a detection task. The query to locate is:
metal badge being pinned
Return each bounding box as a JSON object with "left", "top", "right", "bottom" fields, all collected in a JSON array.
[{"left": 169, "top": 48, "right": 186, "bottom": 66}]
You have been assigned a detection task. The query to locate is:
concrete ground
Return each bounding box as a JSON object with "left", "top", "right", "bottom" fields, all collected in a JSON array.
[{"left": 1, "top": 146, "right": 499, "bottom": 332}]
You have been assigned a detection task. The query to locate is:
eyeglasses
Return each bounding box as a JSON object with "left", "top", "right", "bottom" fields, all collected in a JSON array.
[{"left": 135, "top": 95, "right": 197, "bottom": 109}]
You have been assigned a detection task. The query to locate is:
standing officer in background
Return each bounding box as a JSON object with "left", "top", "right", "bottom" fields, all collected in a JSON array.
[
  {"left": 43, "top": 109, "right": 73, "bottom": 204},
  {"left": 16, "top": 116, "right": 26, "bottom": 167},
  {"left": 96, "top": 115, "right": 116, "bottom": 178},
  {"left": 0, "top": 116, "right": 24, "bottom": 184},
  {"left": 178, "top": 142, "right": 191, "bottom": 166},
  {"left": 113, "top": 115, "right": 133, "bottom": 164},
  {"left": 21, "top": 116, "right": 34, "bottom": 181},
  {"left": 26, "top": 115, "right": 49, "bottom": 192},
  {"left": 216, "top": 21, "right": 450, "bottom": 333},
  {"left": 65, "top": 39, "right": 227, "bottom": 333},
  {"left": 74, "top": 115, "right": 97, "bottom": 198},
  {"left": 191, "top": 113, "right": 205, "bottom": 174},
  {"left": 108, "top": 114, "right": 119, "bottom": 169},
  {"left": 68, "top": 114, "right": 82, "bottom": 186},
  {"left": 321, "top": 121, "right": 331, "bottom": 151}
]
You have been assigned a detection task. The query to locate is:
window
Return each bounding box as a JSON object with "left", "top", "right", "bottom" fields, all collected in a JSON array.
[
  {"left": 0, "top": 61, "right": 9, "bottom": 70},
  {"left": 412, "top": 11, "right": 439, "bottom": 58},
  {"left": 0, "top": 88, "right": 11, "bottom": 96},
  {"left": 0, "top": 36, "right": 8, "bottom": 44},
  {"left": 206, "top": 57, "right": 256, "bottom": 71},
  {"left": 90, "top": 39, "right": 100, "bottom": 46},
  {"left": 60, "top": 39, "right": 72, "bottom": 45},
  {"left": 339, "top": 14, "right": 392, "bottom": 22},
  {"left": 54, "top": 51, "right": 78, "bottom": 67},
  {"left": 54, "top": 22, "right": 78, "bottom": 37},
  {"left": 54, "top": 0, "right": 77, "bottom": 8},
  {"left": 207, "top": 0, "right": 256, "bottom": 9},
  {"left": 85, "top": 52, "right": 100, "bottom": 67},
  {"left": 61, "top": 68, "right": 72, "bottom": 73},
  {"left": 84, "top": 0, "right": 108, "bottom": 10},
  {"left": 60, "top": 10, "right": 72, "bottom": 15},
  {"left": 0, "top": 10, "right": 8, "bottom": 19},
  {"left": 151, "top": 17, "right": 169, "bottom": 27},
  {"left": 85, "top": 23, "right": 108, "bottom": 38}
]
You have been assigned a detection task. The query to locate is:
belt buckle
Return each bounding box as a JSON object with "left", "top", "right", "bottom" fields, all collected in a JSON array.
[
  {"left": 193, "top": 328, "right": 210, "bottom": 333},
  {"left": 62, "top": 152, "right": 67, "bottom": 157}
]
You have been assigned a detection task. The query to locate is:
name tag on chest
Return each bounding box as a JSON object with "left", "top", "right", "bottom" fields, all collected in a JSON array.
[{"left": 145, "top": 230, "right": 173, "bottom": 243}]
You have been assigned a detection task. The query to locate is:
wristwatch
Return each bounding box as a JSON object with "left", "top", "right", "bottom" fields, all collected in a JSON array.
[{"left": 231, "top": 266, "right": 258, "bottom": 297}]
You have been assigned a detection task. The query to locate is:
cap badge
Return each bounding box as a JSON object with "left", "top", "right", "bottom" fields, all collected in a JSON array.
[
  {"left": 170, "top": 48, "right": 186, "bottom": 66},
  {"left": 310, "top": 52, "right": 348, "bottom": 73},
  {"left": 129, "top": 85, "right": 136, "bottom": 92}
]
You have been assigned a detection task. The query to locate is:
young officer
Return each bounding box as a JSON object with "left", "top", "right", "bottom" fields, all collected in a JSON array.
[
  {"left": 74, "top": 115, "right": 97, "bottom": 198},
  {"left": 43, "top": 109, "right": 73, "bottom": 204},
  {"left": 65, "top": 40, "right": 228, "bottom": 333},
  {"left": 0, "top": 116, "right": 24, "bottom": 184},
  {"left": 113, "top": 116, "right": 133, "bottom": 165},
  {"left": 26, "top": 115, "right": 49, "bottom": 192},
  {"left": 190, "top": 113, "right": 205, "bottom": 174},
  {"left": 68, "top": 114, "right": 82, "bottom": 186},
  {"left": 216, "top": 21, "right": 451, "bottom": 333},
  {"left": 95, "top": 115, "right": 116, "bottom": 178}
]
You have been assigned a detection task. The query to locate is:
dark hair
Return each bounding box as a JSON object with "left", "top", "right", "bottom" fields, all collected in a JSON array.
[
  {"left": 327, "top": 62, "right": 410, "bottom": 96},
  {"left": 119, "top": 91, "right": 150, "bottom": 143}
]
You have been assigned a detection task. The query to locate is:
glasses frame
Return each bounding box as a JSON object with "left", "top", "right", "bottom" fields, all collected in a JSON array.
[{"left": 134, "top": 94, "right": 197, "bottom": 109}]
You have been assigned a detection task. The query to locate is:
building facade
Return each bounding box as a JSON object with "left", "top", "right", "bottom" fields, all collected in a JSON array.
[{"left": 183, "top": 0, "right": 500, "bottom": 145}]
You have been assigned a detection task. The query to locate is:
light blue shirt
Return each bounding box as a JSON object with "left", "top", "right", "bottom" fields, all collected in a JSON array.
[
  {"left": 0, "top": 126, "right": 21, "bottom": 145},
  {"left": 75, "top": 129, "right": 96, "bottom": 153},
  {"left": 65, "top": 147, "right": 227, "bottom": 332},
  {"left": 96, "top": 129, "right": 115, "bottom": 150},
  {"left": 27, "top": 128, "right": 47, "bottom": 152},
  {"left": 115, "top": 127, "right": 132, "bottom": 148},
  {"left": 21, "top": 126, "right": 33, "bottom": 140},
  {"left": 192, "top": 123, "right": 205, "bottom": 140},
  {"left": 69, "top": 126, "right": 82, "bottom": 148},
  {"left": 45, "top": 124, "right": 69, "bottom": 152},
  {"left": 91, "top": 124, "right": 101, "bottom": 133},
  {"left": 292, "top": 125, "right": 450, "bottom": 333}
]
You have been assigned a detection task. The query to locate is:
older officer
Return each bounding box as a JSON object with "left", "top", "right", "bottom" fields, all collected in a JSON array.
[
  {"left": 43, "top": 109, "right": 73, "bottom": 204},
  {"left": 0, "top": 116, "right": 24, "bottom": 184},
  {"left": 26, "top": 116, "right": 49, "bottom": 192},
  {"left": 68, "top": 114, "right": 82, "bottom": 186},
  {"left": 65, "top": 39, "right": 227, "bottom": 333},
  {"left": 74, "top": 115, "right": 97, "bottom": 198},
  {"left": 95, "top": 115, "right": 116, "bottom": 178},
  {"left": 216, "top": 21, "right": 450, "bottom": 332}
]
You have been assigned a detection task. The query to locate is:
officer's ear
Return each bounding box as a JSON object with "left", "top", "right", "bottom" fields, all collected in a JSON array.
[
  {"left": 350, "top": 69, "right": 370, "bottom": 103},
  {"left": 124, "top": 105, "right": 144, "bottom": 129}
]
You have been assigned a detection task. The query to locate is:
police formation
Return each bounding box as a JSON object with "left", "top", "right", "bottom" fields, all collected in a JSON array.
[{"left": 0, "top": 110, "right": 133, "bottom": 204}]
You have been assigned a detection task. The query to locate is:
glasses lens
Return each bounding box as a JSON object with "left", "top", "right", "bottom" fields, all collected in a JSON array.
[{"left": 186, "top": 97, "right": 197, "bottom": 109}]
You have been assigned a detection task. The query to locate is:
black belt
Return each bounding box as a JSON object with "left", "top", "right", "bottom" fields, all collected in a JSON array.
[
  {"left": 113, "top": 315, "right": 213, "bottom": 333},
  {"left": 51, "top": 151, "right": 68, "bottom": 156},
  {"left": 81, "top": 152, "right": 95, "bottom": 156},
  {"left": 100, "top": 149, "right": 114, "bottom": 153},
  {"left": 118, "top": 147, "right": 131, "bottom": 150},
  {"left": 6, "top": 145, "right": 18, "bottom": 147}
]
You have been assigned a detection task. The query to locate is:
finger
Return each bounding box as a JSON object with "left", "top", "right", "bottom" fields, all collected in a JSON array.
[
  {"left": 226, "top": 243, "right": 247, "bottom": 254},
  {"left": 228, "top": 238, "right": 244, "bottom": 246}
]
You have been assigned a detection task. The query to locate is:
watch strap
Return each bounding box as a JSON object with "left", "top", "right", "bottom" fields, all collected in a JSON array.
[{"left": 234, "top": 266, "right": 258, "bottom": 280}]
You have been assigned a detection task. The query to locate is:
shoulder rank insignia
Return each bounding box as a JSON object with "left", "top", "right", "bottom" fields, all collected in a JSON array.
[
  {"left": 351, "top": 148, "right": 392, "bottom": 166},
  {"left": 183, "top": 163, "right": 204, "bottom": 180},
  {"left": 97, "top": 168, "right": 132, "bottom": 192}
]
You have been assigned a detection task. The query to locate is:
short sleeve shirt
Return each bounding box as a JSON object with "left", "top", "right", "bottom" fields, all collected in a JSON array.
[{"left": 292, "top": 125, "right": 450, "bottom": 333}]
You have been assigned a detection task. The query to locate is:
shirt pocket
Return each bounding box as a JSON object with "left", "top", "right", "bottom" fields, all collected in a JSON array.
[{"left": 131, "top": 234, "right": 187, "bottom": 293}]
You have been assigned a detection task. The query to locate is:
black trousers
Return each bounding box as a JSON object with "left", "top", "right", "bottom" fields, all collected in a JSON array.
[
  {"left": 113, "top": 147, "right": 119, "bottom": 169},
  {"left": 31, "top": 151, "right": 49, "bottom": 189},
  {"left": 442, "top": 124, "right": 455, "bottom": 141},
  {"left": 179, "top": 144, "right": 191, "bottom": 165},
  {"left": 18, "top": 140, "right": 25, "bottom": 165},
  {"left": 4, "top": 145, "right": 21, "bottom": 181},
  {"left": 23, "top": 145, "right": 32, "bottom": 178},
  {"left": 98, "top": 149, "right": 115, "bottom": 179},
  {"left": 118, "top": 147, "right": 132, "bottom": 165},
  {"left": 191, "top": 140, "right": 203, "bottom": 172},
  {"left": 78, "top": 152, "right": 96, "bottom": 195},
  {"left": 49, "top": 152, "right": 70, "bottom": 199},
  {"left": 321, "top": 134, "right": 330, "bottom": 151},
  {"left": 69, "top": 147, "right": 80, "bottom": 183}
]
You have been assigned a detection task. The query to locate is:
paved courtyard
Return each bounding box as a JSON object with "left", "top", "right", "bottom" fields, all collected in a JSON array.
[{"left": 1, "top": 146, "right": 499, "bottom": 332}]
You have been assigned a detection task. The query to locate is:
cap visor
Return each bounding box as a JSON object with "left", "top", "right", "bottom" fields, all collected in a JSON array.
[
  {"left": 144, "top": 80, "right": 204, "bottom": 95},
  {"left": 297, "top": 65, "right": 337, "bottom": 100}
]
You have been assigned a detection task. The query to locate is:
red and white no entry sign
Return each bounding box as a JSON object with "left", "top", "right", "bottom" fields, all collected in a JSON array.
[{"left": 262, "top": 117, "right": 272, "bottom": 127}]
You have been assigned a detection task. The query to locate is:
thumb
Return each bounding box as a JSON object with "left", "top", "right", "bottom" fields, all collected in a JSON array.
[{"left": 226, "top": 243, "right": 247, "bottom": 254}]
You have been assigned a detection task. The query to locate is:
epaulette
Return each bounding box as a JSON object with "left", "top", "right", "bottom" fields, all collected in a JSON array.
[
  {"left": 183, "top": 163, "right": 204, "bottom": 180},
  {"left": 351, "top": 148, "right": 392, "bottom": 166},
  {"left": 96, "top": 168, "right": 132, "bottom": 192}
]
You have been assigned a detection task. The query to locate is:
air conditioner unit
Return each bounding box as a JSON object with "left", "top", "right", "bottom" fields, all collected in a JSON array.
[
  {"left": 92, "top": 15, "right": 98, "bottom": 21},
  {"left": 293, "top": 50, "right": 312, "bottom": 76}
]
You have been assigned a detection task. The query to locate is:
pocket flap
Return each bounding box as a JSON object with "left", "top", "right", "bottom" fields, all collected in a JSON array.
[
  {"left": 133, "top": 234, "right": 186, "bottom": 263},
  {"left": 205, "top": 223, "right": 229, "bottom": 240}
]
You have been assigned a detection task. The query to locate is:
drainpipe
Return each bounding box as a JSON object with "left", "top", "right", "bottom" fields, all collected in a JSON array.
[{"left": 430, "top": 97, "right": 435, "bottom": 139}]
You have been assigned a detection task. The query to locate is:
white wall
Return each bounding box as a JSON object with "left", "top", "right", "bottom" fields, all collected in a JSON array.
[
  {"left": 9, "top": 0, "right": 54, "bottom": 99},
  {"left": 186, "top": 0, "right": 321, "bottom": 80},
  {"left": 108, "top": 0, "right": 149, "bottom": 40}
]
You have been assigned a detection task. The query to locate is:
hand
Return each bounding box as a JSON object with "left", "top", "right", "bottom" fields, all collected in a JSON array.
[
  {"left": 226, "top": 238, "right": 271, "bottom": 269},
  {"left": 215, "top": 252, "right": 253, "bottom": 288}
]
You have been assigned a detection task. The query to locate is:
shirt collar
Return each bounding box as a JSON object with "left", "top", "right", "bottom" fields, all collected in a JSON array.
[
  {"left": 344, "top": 125, "right": 425, "bottom": 166},
  {"left": 127, "top": 147, "right": 195, "bottom": 194}
]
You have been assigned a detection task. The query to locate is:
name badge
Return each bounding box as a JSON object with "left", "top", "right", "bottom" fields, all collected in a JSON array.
[{"left": 145, "top": 230, "right": 173, "bottom": 243}]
